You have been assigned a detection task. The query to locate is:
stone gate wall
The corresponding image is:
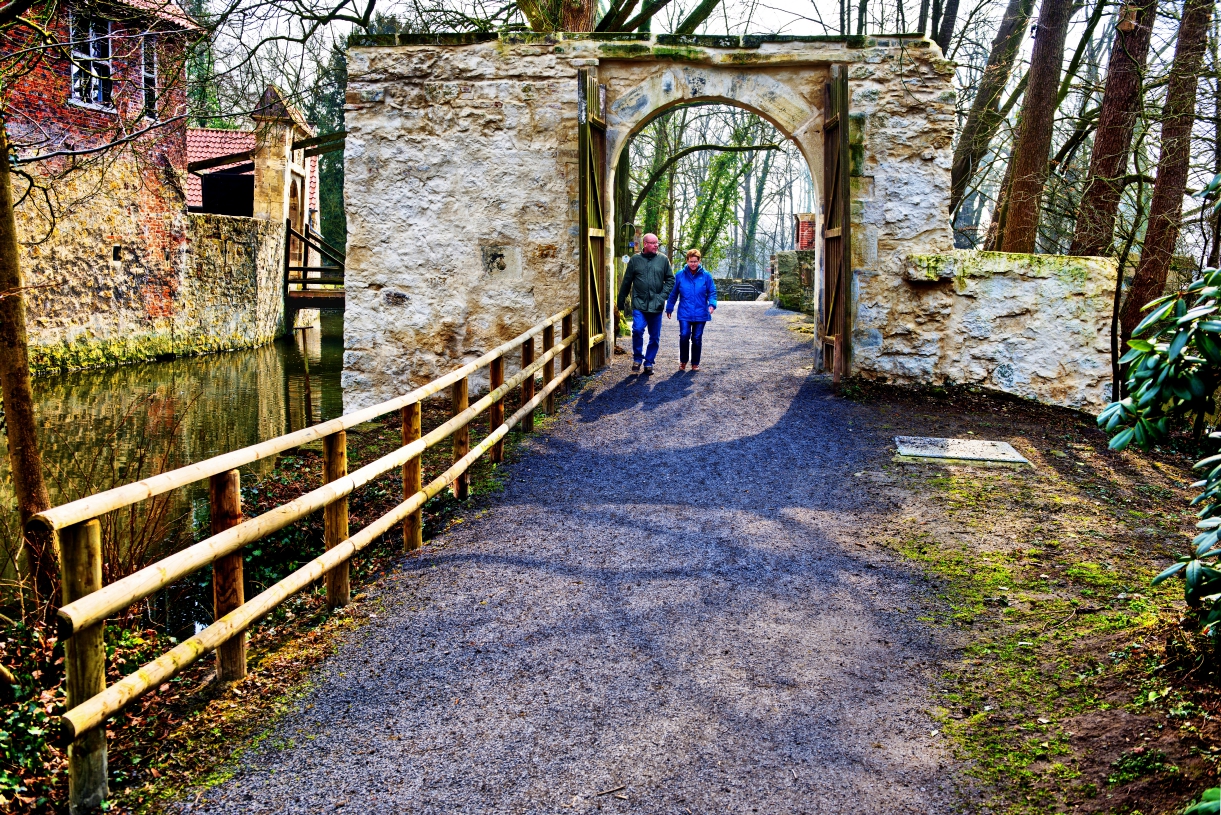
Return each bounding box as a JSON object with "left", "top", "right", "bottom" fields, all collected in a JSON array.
[
  {"left": 343, "top": 32, "right": 958, "bottom": 407},
  {"left": 344, "top": 33, "right": 1111, "bottom": 413},
  {"left": 773, "top": 247, "right": 1115, "bottom": 411}
]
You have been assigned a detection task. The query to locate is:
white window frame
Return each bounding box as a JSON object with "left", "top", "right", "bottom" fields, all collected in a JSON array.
[
  {"left": 69, "top": 13, "right": 113, "bottom": 110},
  {"left": 141, "top": 34, "right": 157, "bottom": 118}
]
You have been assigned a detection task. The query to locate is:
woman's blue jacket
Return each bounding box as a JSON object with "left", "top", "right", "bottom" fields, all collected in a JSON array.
[{"left": 665, "top": 264, "right": 718, "bottom": 322}]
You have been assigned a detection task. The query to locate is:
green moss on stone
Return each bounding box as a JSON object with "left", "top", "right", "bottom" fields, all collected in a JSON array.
[
  {"left": 597, "top": 43, "right": 653, "bottom": 58},
  {"left": 28, "top": 334, "right": 177, "bottom": 375},
  {"left": 908, "top": 254, "right": 955, "bottom": 281},
  {"left": 649, "top": 46, "right": 711, "bottom": 63},
  {"left": 28, "top": 329, "right": 282, "bottom": 376}
]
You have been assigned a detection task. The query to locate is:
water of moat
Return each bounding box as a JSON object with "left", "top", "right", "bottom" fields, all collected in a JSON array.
[{"left": 0, "top": 312, "right": 345, "bottom": 633}]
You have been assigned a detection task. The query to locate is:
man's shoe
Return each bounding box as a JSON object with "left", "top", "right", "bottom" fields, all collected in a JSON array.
[
  {"left": 644, "top": 365, "right": 654, "bottom": 375},
  {"left": 631, "top": 363, "right": 641, "bottom": 372}
]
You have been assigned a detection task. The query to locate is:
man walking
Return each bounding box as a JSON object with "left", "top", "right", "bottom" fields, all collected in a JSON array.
[{"left": 616, "top": 232, "right": 674, "bottom": 374}]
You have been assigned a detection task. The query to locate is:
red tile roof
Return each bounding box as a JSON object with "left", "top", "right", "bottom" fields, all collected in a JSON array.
[{"left": 186, "top": 127, "right": 255, "bottom": 208}]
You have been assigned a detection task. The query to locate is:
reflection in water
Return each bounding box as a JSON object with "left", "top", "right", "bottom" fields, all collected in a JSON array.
[{"left": 0, "top": 312, "right": 345, "bottom": 625}]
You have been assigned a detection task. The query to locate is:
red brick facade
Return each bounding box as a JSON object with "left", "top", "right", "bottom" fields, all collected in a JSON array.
[
  {"left": 4, "top": 2, "right": 205, "bottom": 368},
  {"left": 3, "top": 2, "right": 190, "bottom": 170},
  {"left": 795, "top": 213, "right": 818, "bottom": 251}
]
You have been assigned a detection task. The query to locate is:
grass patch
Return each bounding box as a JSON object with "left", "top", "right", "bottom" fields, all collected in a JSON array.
[{"left": 848, "top": 380, "right": 1212, "bottom": 814}]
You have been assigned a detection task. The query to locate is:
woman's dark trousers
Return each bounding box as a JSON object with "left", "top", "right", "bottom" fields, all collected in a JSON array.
[{"left": 678, "top": 319, "right": 707, "bottom": 365}]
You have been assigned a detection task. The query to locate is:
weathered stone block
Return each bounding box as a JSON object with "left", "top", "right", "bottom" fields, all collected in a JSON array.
[{"left": 857, "top": 250, "right": 1116, "bottom": 412}]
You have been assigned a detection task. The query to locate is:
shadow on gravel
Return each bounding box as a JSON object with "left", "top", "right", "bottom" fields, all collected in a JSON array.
[
  {"left": 184, "top": 309, "right": 963, "bottom": 814},
  {"left": 572, "top": 369, "right": 696, "bottom": 421}
]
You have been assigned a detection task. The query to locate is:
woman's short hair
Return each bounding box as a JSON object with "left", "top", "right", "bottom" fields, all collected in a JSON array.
[{"left": 685, "top": 249, "right": 702, "bottom": 260}]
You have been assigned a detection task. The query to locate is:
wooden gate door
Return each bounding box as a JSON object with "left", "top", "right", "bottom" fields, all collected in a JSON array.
[
  {"left": 822, "top": 65, "right": 851, "bottom": 382},
  {"left": 578, "top": 68, "right": 608, "bottom": 375}
]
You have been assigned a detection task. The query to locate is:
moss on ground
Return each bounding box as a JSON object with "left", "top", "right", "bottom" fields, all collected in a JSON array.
[{"left": 848, "top": 379, "right": 1215, "bottom": 814}]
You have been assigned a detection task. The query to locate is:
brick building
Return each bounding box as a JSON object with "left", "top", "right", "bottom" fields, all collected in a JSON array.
[{"left": 4, "top": 2, "right": 319, "bottom": 372}]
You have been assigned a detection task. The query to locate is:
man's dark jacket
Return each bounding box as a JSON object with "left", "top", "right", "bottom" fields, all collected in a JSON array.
[{"left": 617, "top": 252, "right": 675, "bottom": 314}]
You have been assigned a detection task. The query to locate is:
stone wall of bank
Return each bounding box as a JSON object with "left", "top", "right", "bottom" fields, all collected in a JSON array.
[
  {"left": 18, "top": 155, "right": 287, "bottom": 373},
  {"left": 851, "top": 250, "right": 1115, "bottom": 412}
]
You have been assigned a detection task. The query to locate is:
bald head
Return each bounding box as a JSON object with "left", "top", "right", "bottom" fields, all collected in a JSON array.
[{"left": 642, "top": 233, "right": 659, "bottom": 256}]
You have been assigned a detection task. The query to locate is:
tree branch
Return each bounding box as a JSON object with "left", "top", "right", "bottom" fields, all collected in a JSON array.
[
  {"left": 673, "top": 0, "right": 720, "bottom": 34},
  {"left": 630, "top": 143, "right": 780, "bottom": 222},
  {"left": 620, "top": 0, "right": 672, "bottom": 31}
]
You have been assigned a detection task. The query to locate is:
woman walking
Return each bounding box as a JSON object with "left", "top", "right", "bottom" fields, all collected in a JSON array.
[{"left": 665, "top": 249, "right": 717, "bottom": 371}]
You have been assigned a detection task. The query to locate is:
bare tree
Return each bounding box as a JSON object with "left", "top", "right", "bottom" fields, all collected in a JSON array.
[
  {"left": 948, "top": 0, "right": 1034, "bottom": 214},
  {"left": 1070, "top": 0, "right": 1159, "bottom": 256},
  {"left": 994, "top": 0, "right": 1074, "bottom": 252},
  {"left": 1120, "top": 0, "right": 1214, "bottom": 343}
]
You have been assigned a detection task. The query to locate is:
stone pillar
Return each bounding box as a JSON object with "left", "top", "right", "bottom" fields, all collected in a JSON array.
[
  {"left": 252, "top": 122, "right": 291, "bottom": 224},
  {"left": 252, "top": 84, "right": 320, "bottom": 331}
]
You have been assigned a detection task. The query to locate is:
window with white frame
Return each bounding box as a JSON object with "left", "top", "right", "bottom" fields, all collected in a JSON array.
[
  {"left": 141, "top": 35, "right": 157, "bottom": 117},
  {"left": 70, "top": 14, "right": 112, "bottom": 107}
]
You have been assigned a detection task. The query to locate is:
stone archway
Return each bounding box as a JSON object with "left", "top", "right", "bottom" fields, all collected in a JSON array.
[
  {"left": 341, "top": 33, "right": 958, "bottom": 407},
  {"left": 596, "top": 66, "right": 828, "bottom": 364}
]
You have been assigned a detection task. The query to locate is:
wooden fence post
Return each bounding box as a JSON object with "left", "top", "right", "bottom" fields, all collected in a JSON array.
[
  {"left": 323, "top": 432, "right": 350, "bottom": 607},
  {"left": 402, "top": 404, "right": 422, "bottom": 551},
  {"left": 452, "top": 378, "right": 469, "bottom": 499},
  {"left": 542, "top": 324, "right": 555, "bottom": 416},
  {"left": 522, "top": 337, "right": 536, "bottom": 433},
  {"left": 561, "top": 314, "right": 573, "bottom": 395},
  {"left": 61, "top": 519, "right": 108, "bottom": 813},
  {"left": 209, "top": 470, "right": 246, "bottom": 681},
  {"left": 489, "top": 356, "right": 505, "bottom": 463}
]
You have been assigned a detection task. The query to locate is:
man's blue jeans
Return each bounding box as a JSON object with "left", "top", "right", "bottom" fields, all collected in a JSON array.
[
  {"left": 632, "top": 309, "right": 663, "bottom": 366},
  {"left": 678, "top": 319, "right": 707, "bottom": 365}
]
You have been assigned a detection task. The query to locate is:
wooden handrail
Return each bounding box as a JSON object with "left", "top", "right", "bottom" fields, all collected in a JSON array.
[
  {"left": 30, "top": 306, "right": 576, "bottom": 533},
  {"left": 55, "top": 331, "right": 577, "bottom": 638},
  {"left": 288, "top": 225, "right": 345, "bottom": 267},
  {"left": 59, "top": 359, "right": 577, "bottom": 743},
  {"left": 52, "top": 304, "right": 583, "bottom": 815}
]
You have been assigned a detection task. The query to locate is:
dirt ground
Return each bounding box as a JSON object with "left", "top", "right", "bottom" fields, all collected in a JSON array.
[{"left": 831, "top": 359, "right": 1214, "bottom": 814}]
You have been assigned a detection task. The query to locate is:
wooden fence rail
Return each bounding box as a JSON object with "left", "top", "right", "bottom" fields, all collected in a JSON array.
[{"left": 29, "top": 305, "right": 579, "bottom": 811}]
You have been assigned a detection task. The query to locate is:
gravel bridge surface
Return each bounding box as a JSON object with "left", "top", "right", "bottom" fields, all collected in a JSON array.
[{"left": 187, "top": 303, "right": 959, "bottom": 814}]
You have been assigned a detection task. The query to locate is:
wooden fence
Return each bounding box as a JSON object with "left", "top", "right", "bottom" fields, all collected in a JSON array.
[{"left": 29, "top": 306, "right": 578, "bottom": 811}]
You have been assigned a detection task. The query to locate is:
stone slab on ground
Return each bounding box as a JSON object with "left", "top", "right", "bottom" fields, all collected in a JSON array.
[{"left": 894, "top": 435, "right": 1031, "bottom": 467}]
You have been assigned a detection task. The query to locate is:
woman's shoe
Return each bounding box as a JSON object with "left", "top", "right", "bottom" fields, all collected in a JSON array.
[
  {"left": 679, "top": 363, "right": 686, "bottom": 371},
  {"left": 691, "top": 364, "right": 700, "bottom": 371}
]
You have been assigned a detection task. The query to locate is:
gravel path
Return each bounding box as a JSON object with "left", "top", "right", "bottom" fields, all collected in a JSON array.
[{"left": 187, "top": 303, "right": 960, "bottom": 814}]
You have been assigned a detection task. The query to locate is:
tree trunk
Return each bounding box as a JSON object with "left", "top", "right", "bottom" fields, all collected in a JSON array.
[
  {"left": 1119, "top": 0, "right": 1213, "bottom": 342},
  {"left": 857, "top": 0, "right": 868, "bottom": 35},
  {"left": 934, "top": 0, "right": 961, "bottom": 52},
  {"left": 0, "top": 123, "right": 53, "bottom": 602},
  {"left": 948, "top": 0, "right": 1036, "bottom": 214},
  {"left": 673, "top": 0, "right": 720, "bottom": 34},
  {"left": 986, "top": 151, "right": 1016, "bottom": 250},
  {"left": 997, "top": 0, "right": 1074, "bottom": 253},
  {"left": 666, "top": 166, "right": 675, "bottom": 257},
  {"left": 563, "top": 0, "right": 596, "bottom": 30},
  {"left": 1208, "top": 35, "right": 1220, "bottom": 270},
  {"left": 1069, "top": 0, "right": 1158, "bottom": 256},
  {"left": 742, "top": 148, "right": 774, "bottom": 277},
  {"left": 918, "top": 0, "right": 930, "bottom": 34}
]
